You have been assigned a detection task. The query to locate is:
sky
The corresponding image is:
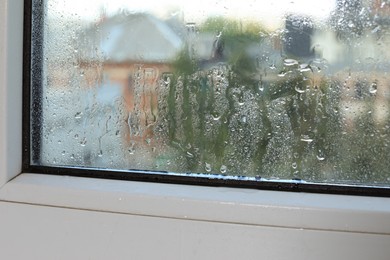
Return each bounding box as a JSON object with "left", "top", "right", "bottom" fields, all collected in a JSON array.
[{"left": 48, "top": 0, "right": 336, "bottom": 29}]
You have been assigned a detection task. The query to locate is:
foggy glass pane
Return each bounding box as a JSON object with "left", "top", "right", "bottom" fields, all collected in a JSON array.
[{"left": 33, "top": 0, "right": 390, "bottom": 186}]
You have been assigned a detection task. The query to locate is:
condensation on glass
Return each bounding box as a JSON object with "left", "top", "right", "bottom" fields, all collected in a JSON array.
[{"left": 32, "top": 0, "right": 390, "bottom": 186}]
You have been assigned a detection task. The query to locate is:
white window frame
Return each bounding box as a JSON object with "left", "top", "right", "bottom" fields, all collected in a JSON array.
[{"left": 1, "top": 0, "right": 390, "bottom": 237}]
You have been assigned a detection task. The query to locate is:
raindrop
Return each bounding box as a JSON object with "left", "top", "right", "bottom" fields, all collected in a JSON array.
[
  {"left": 220, "top": 165, "right": 227, "bottom": 174},
  {"left": 284, "top": 58, "right": 298, "bottom": 66},
  {"left": 98, "top": 150, "right": 103, "bottom": 157},
  {"left": 292, "top": 162, "right": 297, "bottom": 169},
  {"left": 74, "top": 112, "right": 82, "bottom": 119},
  {"left": 299, "top": 64, "right": 312, "bottom": 72},
  {"left": 205, "top": 162, "right": 212, "bottom": 172},
  {"left": 128, "top": 147, "right": 135, "bottom": 155},
  {"left": 294, "top": 85, "right": 305, "bottom": 94},
  {"left": 163, "top": 76, "right": 171, "bottom": 86},
  {"left": 369, "top": 82, "right": 377, "bottom": 94},
  {"left": 80, "top": 137, "right": 87, "bottom": 146},
  {"left": 186, "top": 151, "right": 194, "bottom": 158},
  {"left": 300, "top": 135, "right": 313, "bottom": 143},
  {"left": 258, "top": 81, "right": 264, "bottom": 92},
  {"left": 212, "top": 112, "right": 221, "bottom": 121},
  {"left": 372, "top": 26, "right": 381, "bottom": 34}
]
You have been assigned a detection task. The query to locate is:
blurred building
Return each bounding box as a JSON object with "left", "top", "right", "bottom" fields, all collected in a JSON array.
[
  {"left": 78, "top": 13, "right": 186, "bottom": 141},
  {"left": 284, "top": 15, "right": 314, "bottom": 58}
]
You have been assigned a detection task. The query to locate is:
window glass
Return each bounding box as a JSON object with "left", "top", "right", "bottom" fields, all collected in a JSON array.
[{"left": 32, "top": 0, "right": 390, "bottom": 187}]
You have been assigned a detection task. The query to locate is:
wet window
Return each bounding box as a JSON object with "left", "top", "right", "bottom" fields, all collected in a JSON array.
[{"left": 30, "top": 0, "right": 390, "bottom": 188}]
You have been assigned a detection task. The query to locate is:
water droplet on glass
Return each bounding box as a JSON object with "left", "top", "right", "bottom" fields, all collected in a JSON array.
[
  {"left": 317, "top": 150, "right": 325, "bottom": 161},
  {"left": 294, "top": 85, "right": 305, "bottom": 94},
  {"left": 300, "top": 135, "right": 313, "bottom": 143},
  {"left": 205, "top": 162, "right": 212, "bottom": 172},
  {"left": 98, "top": 150, "right": 103, "bottom": 157},
  {"left": 238, "top": 100, "right": 245, "bottom": 106},
  {"left": 220, "top": 165, "right": 227, "bottom": 174},
  {"left": 74, "top": 112, "right": 82, "bottom": 119},
  {"left": 299, "top": 64, "right": 312, "bottom": 72},
  {"left": 128, "top": 147, "right": 135, "bottom": 155},
  {"left": 284, "top": 58, "right": 298, "bottom": 66},
  {"left": 212, "top": 112, "right": 221, "bottom": 121},
  {"left": 80, "top": 137, "right": 87, "bottom": 146},
  {"left": 369, "top": 82, "right": 377, "bottom": 94},
  {"left": 186, "top": 151, "right": 194, "bottom": 158},
  {"left": 292, "top": 162, "right": 297, "bottom": 169},
  {"left": 258, "top": 81, "right": 264, "bottom": 92},
  {"left": 163, "top": 76, "right": 171, "bottom": 86}
]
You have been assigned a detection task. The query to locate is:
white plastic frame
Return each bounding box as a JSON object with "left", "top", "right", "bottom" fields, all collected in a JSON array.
[{"left": 1, "top": 0, "right": 390, "bottom": 241}]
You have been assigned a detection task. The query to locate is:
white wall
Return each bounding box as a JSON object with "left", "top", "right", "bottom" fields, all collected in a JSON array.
[{"left": 1, "top": 1, "right": 390, "bottom": 259}]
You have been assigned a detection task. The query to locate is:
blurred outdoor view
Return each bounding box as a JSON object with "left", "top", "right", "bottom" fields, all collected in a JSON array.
[{"left": 35, "top": 0, "right": 390, "bottom": 186}]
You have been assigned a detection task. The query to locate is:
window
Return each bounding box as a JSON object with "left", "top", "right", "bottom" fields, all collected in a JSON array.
[
  {"left": 25, "top": 0, "right": 390, "bottom": 196},
  {"left": 1, "top": 3, "right": 390, "bottom": 259}
]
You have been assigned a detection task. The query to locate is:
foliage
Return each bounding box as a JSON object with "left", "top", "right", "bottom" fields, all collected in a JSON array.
[
  {"left": 200, "top": 16, "right": 265, "bottom": 42},
  {"left": 162, "top": 16, "right": 389, "bottom": 185}
]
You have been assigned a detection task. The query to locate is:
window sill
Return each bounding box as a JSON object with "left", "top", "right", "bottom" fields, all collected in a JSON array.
[{"left": 1, "top": 172, "right": 389, "bottom": 234}]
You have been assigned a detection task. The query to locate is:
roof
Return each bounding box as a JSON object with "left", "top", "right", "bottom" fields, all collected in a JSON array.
[{"left": 80, "top": 13, "right": 185, "bottom": 63}]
